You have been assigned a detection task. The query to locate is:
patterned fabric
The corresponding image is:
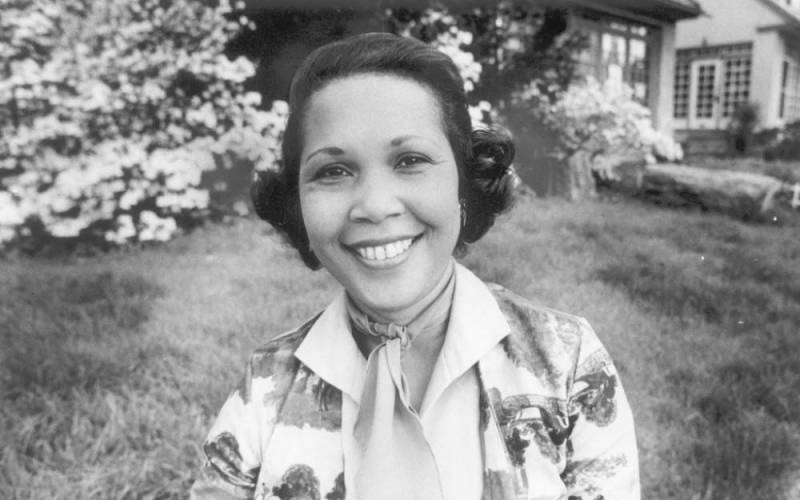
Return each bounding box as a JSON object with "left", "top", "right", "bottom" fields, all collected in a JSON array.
[{"left": 191, "top": 264, "right": 640, "bottom": 500}]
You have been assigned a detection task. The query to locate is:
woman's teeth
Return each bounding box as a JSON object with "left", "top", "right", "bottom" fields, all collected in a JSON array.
[{"left": 356, "top": 238, "right": 413, "bottom": 261}]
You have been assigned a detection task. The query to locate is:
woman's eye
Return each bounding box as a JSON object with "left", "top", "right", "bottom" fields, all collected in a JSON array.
[
  {"left": 313, "top": 165, "right": 351, "bottom": 181},
  {"left": 396, "top": 154, "right": 430, "bottom": 169}
]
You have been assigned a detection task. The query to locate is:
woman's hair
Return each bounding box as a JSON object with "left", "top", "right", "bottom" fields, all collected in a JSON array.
[{"left": 252, "top": 32, "right": 515, "bottom": 269}]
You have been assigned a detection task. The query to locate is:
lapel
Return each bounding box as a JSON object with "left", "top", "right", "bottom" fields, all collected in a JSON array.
[
  {"left": 477, "top": 343, "right": 530, "bottom": 500},
  {"left": 476, "top": 285, "right": 588, "bottom": 500}
]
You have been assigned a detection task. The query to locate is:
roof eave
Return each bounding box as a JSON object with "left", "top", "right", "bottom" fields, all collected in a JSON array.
[
  {"left": 754, "top": 0, "right": 800, "bottom": 26},
  {"left": 649, "top": 0, "right": 705, "bottom": 20}
]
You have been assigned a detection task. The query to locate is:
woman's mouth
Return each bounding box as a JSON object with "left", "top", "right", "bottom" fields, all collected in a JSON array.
[
  {"left": 347, "top": 235, "right": 421, "bottom": 265},
  {"left": 356, "top": 238, "right": 413, "bottom": 261}
]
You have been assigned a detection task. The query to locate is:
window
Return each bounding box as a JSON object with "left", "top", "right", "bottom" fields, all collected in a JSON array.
[
  {"left": 601, "top": 31, "right": 628, "bottom": 85},
  {"left": 629, "top": 38, "right": 648, "bottom": 102},
  {"left": 694, "top": 62, "right": 717, "bottom": 118},
  {"left": 674, "top": 61, "right": 690, "bottom": 118},
  {"left": 780, "top": 59, "right": 800, "bottom": 121},
  {"left": 573, "top": 12, "right": 651, "bottom": 103},
  {"left": 722, "top": 57, "right": 752, "bottom": 117},
  {"left": 674, "top": 44, "right": 752, "bottom": 123}
]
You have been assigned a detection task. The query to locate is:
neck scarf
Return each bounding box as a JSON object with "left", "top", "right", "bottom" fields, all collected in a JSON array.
[{"left": 345, "top": 262, "right": 456, "bottom": 500}]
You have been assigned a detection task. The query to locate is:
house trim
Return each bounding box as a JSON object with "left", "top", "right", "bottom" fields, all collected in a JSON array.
[
  {"left": 560, "top": 0, "right": 701, "bottom": 25},
  {"left": 676, "top": 41, "right": 754, "bottom": 55},
  {"left": 754, "top": 0, "right": 800, "bottom": 28},
  {"left": 757, "top": 24, "right": 791, "bottom": 31}
]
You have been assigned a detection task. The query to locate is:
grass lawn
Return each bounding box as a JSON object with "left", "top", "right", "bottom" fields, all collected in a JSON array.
[{"left": 2, "top": 194, "right": 799, "bottom": 499}]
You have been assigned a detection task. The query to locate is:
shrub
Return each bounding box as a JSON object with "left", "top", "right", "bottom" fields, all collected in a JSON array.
[
  {"left": 511, "top": 78, "right": 683, "bottom": 197},
  {"left": 763, "top": 120, "right": 800, "bottom": 161},
  {"left": 0, "top": 0, "right": 286, "bottom": 251},
  {"left": 515, "top": 78, "right": 683, "bottom": 164},
  {"left": 727, "top": 102, "right": 759, "bottom": 155}
]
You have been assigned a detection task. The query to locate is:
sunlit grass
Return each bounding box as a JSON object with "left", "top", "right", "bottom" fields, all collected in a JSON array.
[{"left": 2, "top": 195, "right": 799, "bottom": 499}]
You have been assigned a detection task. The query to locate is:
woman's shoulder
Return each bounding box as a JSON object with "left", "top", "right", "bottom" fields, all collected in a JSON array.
[
  {"left": 236, "top": 313, "right": 322, "bottom": 403},
  {"left": 485, "top": 283, "right": 607, "bottom": 373},
  {"left": 487, "top": 283, "right": 593, "bottom": 339}
]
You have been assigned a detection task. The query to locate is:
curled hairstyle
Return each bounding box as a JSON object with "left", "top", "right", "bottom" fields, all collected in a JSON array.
[{"left": 252, "top": 32, "right": 515, "bottom": 269}]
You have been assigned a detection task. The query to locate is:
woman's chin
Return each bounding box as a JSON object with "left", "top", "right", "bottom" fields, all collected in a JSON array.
[{"left": 348, "top": 289, "right": 419, "bottom": 323}]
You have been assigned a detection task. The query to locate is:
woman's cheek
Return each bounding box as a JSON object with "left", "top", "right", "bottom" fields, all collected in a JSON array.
[
  {"left": 300, "top": 190, "right": 338, "bottom": 249},
  {"left": 420, "top": 173, "right": 460, "bottom": 237}
]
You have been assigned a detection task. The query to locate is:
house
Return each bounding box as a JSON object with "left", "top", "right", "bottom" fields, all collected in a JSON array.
[
  {"left": 239, "top": 0, "right": 702, "bottom": 138},
  {"left": 675, "top": 0, "right": 800, "bottom": 152}
]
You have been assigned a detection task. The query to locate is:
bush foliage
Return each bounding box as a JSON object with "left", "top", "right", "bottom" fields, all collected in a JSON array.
[
  {"left": 0, "top": 0, "right": 285, "bottom": 250},
  {"left": 515, "top": 77, "right": 684, "bottom": 164},
  {"left": 763, "top": 120, "right": 800, "bottom": 161}
]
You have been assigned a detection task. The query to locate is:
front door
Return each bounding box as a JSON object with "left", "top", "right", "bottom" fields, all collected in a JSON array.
[{"left": 688, "top": 59, "right": 722, "bottom": 129}]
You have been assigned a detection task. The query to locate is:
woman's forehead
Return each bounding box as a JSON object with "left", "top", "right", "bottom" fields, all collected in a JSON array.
[{"left": 301, "top": 73, "right": 448, "bottom": 148}]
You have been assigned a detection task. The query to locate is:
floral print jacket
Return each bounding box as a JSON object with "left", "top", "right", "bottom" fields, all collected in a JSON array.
[{"left": 192, "top": 273, "right": 640, "bottom": 500}]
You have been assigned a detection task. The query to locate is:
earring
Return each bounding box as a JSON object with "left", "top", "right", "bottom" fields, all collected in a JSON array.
[{"left": 459, "top": 198, "right": 467, "bottom": 228}]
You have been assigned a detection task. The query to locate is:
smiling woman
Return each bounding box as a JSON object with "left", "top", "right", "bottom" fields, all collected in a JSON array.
[
  {"left": 299, "top": 74, "right": 461, "bottom": 322},
  {"left": 192, "top": 33, "right": 640, "bottom": 500}
]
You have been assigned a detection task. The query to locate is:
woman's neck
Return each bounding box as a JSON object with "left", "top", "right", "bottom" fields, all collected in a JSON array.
[
  {"left": 347, "top": 260, "right": 455, "bottom": 361},
  {"left": 350, "top": 260, "right": 456, "bottom": 326}
]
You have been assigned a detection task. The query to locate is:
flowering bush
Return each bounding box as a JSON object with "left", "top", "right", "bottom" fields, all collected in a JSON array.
[
  {"left": 0, "top": 0, "right": 286, "bottom": 250},
  {"left": 511, "top": 78, "right": 682, "bottom": 198},
  {"left": 517, "top": 78, "right": 683, "bottom": 164}
]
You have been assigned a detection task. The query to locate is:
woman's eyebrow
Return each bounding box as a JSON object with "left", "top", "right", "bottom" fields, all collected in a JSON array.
[
  {"left": 389, "top": 135, "right": 428, "bottom": 147},
  {"left": 304, "top": 146, "right": 344, "bottom": 163}
]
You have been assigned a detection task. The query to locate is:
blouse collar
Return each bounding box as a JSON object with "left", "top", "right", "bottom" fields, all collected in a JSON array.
[{"left": 294, "top": 262, "right": 511, "bottom": 407}]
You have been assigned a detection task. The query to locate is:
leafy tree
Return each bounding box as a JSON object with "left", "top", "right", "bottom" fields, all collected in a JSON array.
[{"left": 388, "top": 3, "right": 587, "bottom": 106}]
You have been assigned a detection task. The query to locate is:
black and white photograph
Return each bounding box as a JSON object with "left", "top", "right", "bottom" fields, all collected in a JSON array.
[{"left": 1, "top": 0, "right": 799, "bottom": 499}]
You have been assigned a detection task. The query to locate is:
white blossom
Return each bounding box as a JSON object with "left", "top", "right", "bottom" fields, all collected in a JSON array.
[
  {"left": 516, "top": 77, "right": 684, "bottom": 163},
  {"left": 0, "top": 192, "right": 25, "bottom": 226},
  {"left": 104, "top": 214, "right": 136, "bottom": 244},
  {"left": 138, "top": 211, "right": 177, "bottom": 242},
  {"left": 49, "top": 217, "right": 90, "bottom": 238}
]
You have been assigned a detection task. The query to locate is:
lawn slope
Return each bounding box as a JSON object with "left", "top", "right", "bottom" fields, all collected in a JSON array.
[{"left": 2, "top": 195, "right": 798, "bottom": 499}]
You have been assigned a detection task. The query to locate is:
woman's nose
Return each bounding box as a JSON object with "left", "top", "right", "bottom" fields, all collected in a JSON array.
[{"left": 348, "top": 170, "right": 405, "bottom": 223}]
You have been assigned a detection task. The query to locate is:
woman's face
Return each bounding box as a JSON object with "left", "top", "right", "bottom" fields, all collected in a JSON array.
[{"left": 298, "top": 73, "right": 461, "bottom": 322}]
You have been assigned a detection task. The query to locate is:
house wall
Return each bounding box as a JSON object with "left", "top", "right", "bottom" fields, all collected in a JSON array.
[
  {"left": 676, "top": 0, "right": 784, "bottom": 47},
  {"left": 649, "top": 23, "right": 676, "bottom": 134},
  {"left": 753, "top": 29, "right": 786, "bottom": 127}
]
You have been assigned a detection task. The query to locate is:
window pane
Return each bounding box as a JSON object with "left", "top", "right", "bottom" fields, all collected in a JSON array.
[
  {"left": 630, "top": 38, "right": 649, "bottom": 102},
  {"left": 602, "top": 32, "right": 627, "bottom": 85},
  {"left": 575, "top": 30, "right": 601, "bottom": 80},
  {"left": 674, "top": 61, "right": 690, "bottom": 119},
  {"left": 694, "top": 63, "right": 717, "bottom": 119},
  {"left": 722, "top": 57, "right": 752, "bottom": 117}
]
